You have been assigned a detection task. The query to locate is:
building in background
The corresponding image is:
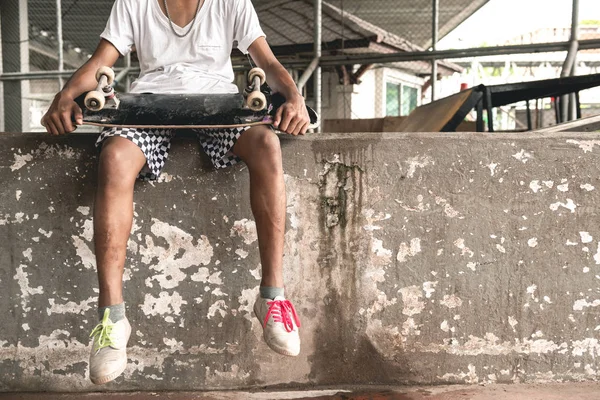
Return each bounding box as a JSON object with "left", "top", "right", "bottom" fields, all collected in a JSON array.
[{"left": 446, "top": 23, "right": 600, "bottom": 130}]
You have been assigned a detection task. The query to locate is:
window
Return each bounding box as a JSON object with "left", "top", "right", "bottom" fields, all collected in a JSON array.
[
  {"left": 386, "top": 81, "right": 419, "bottom": 117},
  {"left": 386, "top": 82, "right": 400, "bottom": 116},
  {"left": 401, "top": 85, "right": 418, "bottom": 116}
]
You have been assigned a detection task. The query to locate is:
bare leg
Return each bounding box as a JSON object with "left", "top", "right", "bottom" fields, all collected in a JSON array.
[
  {"left": 232, "top": 126, "right": 285, "bottom": 288},
  {"left": 94, "top": 137, "right": 147, "bottom": 307}
]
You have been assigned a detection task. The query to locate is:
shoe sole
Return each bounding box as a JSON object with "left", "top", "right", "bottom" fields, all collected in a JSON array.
[
  {"left": 90, "top": 359, "right": 127, "bottom": 385},
  {"left": 253, "top": 308, "right": 300, "bottom": 357}
]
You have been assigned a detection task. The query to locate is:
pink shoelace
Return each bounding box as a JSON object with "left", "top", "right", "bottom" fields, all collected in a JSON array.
[{"left": 263, "top": 299, "right": 301, "bottom": 332}]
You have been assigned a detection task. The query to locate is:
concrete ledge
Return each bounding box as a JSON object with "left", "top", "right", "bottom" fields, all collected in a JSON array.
[
  {"left": 3, "top": 382, "right": 600, "bottom": 399},
  {"left": 2, "top": 131, "right": 600, "bottom": 391}
]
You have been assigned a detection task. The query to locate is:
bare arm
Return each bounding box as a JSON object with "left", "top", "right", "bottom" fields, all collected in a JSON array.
[
  {"left": 248, "top": 37, "right": 310, "bottom": 135},
  {"left": 42, "top": 39, "right": 121, "bottom": 135}
]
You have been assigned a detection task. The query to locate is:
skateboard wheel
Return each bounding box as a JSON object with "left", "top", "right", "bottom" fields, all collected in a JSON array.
[
  {"left": 248, "top": 67, "right": 266, "bottom": 87},
  {"left": 84, "top": 90, "right": 106, "bottom": 111},
  {"left": 95, "top": 66, "right": 115, "bottom": 85},
  {"left": 246, "top": 91, "right": 267, "bottom": 111},
  {"left": 308, "top": 112, "right": 320, "bottom": 130}
]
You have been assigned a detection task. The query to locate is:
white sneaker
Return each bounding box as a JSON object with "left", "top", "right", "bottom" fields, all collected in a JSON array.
[
  {"left": 89, "top": 309, "right": 131, "bottom": 385},
  {"left": 253, "top": 295, "right": 301, "bottom": 356}
]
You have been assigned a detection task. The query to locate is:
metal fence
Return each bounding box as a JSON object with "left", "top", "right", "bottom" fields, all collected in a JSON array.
[{"left": 1, "top": 0, "right": 599, "bottom": 133}]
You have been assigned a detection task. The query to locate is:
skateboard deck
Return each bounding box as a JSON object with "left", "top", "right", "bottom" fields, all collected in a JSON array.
[{"left": 75, "top": 92, "right": 319, "bottom": 130}]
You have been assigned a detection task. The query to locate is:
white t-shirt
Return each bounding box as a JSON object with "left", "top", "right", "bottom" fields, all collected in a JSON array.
[{"left": 100, "top": 0, "right": 265, "bottom": 94}]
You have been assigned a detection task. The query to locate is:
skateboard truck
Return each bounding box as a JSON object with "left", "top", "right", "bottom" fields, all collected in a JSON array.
[
  {"left": 84, "top": 67, "right": 120, "bottom": 111},
  {"left": 244, "top": 67, "right": 267, "bottom": 111},
  {"left": 85, "top": 66, "right": 272, "bottom": 115}
]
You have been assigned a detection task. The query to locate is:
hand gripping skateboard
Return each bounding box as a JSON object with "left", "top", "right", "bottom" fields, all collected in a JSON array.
[{"left": 76, "top": 67, "right": 319, "bottom": 130}]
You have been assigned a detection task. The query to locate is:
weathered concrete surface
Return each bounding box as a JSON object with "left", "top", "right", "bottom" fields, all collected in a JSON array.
[
  {"left": 3, "top": 131, "right": 600, "bottom": 392},
  {"left": 4, "top": 382, "right": 600, "bottom": 399}
]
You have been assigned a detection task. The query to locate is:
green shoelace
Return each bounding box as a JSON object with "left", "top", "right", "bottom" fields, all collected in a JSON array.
[{"left": 90, "top": 308, "right": 116, "bottom": 352}]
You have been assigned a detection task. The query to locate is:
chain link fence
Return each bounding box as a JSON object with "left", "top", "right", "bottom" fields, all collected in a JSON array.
[{"left": 1, "top": 0, "right": 599, "bottom": 133}]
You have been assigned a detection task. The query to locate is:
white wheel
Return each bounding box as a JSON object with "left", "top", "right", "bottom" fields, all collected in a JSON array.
[
  {"left": 246, "top": 91, "right": 267, "bottom": 111},
  {"left": 308, "top": 112, "right": 320, "bottom": 130},
  {"left": 248, "top": 67, "right": 266, "bottom": 87},
  {"left": 95, "top": 66, "right": 115, "bottom": 85},
  {"left": 84, "top": 91, "right": 105, "bottom": 111}
]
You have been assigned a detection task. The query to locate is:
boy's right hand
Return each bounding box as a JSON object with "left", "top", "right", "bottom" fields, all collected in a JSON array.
[{"left": 41, "top": 92, "right": 83, "bottom": 135}]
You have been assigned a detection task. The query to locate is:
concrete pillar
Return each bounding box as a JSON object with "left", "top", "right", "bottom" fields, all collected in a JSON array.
[
  {"left": 1, "top": 0, "right": 30, "bottom": 132},
  {"left": 313, "top": 0, "right": 322, "bottom": 132},
  {"left": 0, "top": 13, "right": 4, "bottom": 132},
  {"left": 335, "top": 85, "right": 354, "bottom": 119},
  {"left": 431, "top": 0, "right": 439, "bottom": 102}
]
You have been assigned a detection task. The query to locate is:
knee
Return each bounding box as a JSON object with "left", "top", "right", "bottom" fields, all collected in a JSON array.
[
  {"left": 246, "top": 129, "right": 282, "bottom": 164},
  {"left": 98, "top": 139, "right": 143, "bottom": 186}
]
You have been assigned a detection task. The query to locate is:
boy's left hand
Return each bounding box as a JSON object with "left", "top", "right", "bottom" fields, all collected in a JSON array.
[{"left": 273, "top": 94, "right": 310, "bottom": 136}]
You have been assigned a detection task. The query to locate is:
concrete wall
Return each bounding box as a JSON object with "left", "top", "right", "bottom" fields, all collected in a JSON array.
[{"left": 3, "top": 131, "right": 600, "bottom": 392}]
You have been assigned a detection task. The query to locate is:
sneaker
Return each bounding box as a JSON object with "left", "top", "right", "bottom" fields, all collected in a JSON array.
[
  {"left": 88, "top": 308, "right": 131, "bottom": 385},
  {"left": 253, "top": 295, "right": 301, "bottom": 356}
]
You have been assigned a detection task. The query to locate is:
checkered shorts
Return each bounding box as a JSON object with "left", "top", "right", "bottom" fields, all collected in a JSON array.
[{"left": 95, "top": 127, "right": 247, "bottom": 180}]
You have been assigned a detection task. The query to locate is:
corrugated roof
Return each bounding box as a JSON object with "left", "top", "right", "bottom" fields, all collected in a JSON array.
[
  {"left": 28, "top": 0, "right": 114, "bottom": 58},
  {"left": 256, "top": 0, "right": 420, "bottom": 52},
  {"left": 255, "top": 0, "right": 461, "bottom": 74},
  {"left": 25, "top": 0, "right": 466, "bottom": 73},
  {"left": 298, "top": 0, "right": 491, "bottom": 49}
]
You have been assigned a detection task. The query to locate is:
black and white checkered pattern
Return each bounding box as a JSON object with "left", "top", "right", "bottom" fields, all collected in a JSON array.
[
  {"left": 197, "top": 127, "right": 245, "bottom": 169},
  {"left": 96, "top": 126, "right": 247, "bottom": 180}
]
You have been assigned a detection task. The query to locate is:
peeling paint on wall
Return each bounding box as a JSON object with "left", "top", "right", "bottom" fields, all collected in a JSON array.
[
  {"left": 405, "top": 155, "right": 434, "bottom": 178},
  {"left": 14, "top": 264, "right": 44, "bottom": 313},
  {"left": 141, "top": 291, "right": 188, "bottom": 318},
  {"left": 399, "top": 286, "right": 425, "bottom": 316},
  {"left": 47, "top": 297, "right": 96, "bottom": 316},
  {"left": 397, "top": 239, "right": 421, "bottom": 263},
  {"left": 566, "top": 139, "right": 600, "bottom": 153},
  {"left": 440, "top": 294, "right": 463, "bottom": 309},
  {"left": 141, "top": 218, "right": 214, "bottom": 289},
  {"left": 10, "top": 142, "right": 79, "bottom": 171},
  {"left": 512, "top": 149, "right": 533, "bottom": 163},
  {"left": 7, "top": 133, "right": 600, "bottom": 389},
  {"left": 230, "top": 219, "right": 258, "bottom": 244},
  {"left": 549, "top": 199, "right": 577, "bottom": 213}
]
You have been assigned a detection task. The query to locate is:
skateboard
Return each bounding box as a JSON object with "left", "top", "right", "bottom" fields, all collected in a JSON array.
[{"left": 75, "top": 67, "right": 319, "bottom": 130}]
